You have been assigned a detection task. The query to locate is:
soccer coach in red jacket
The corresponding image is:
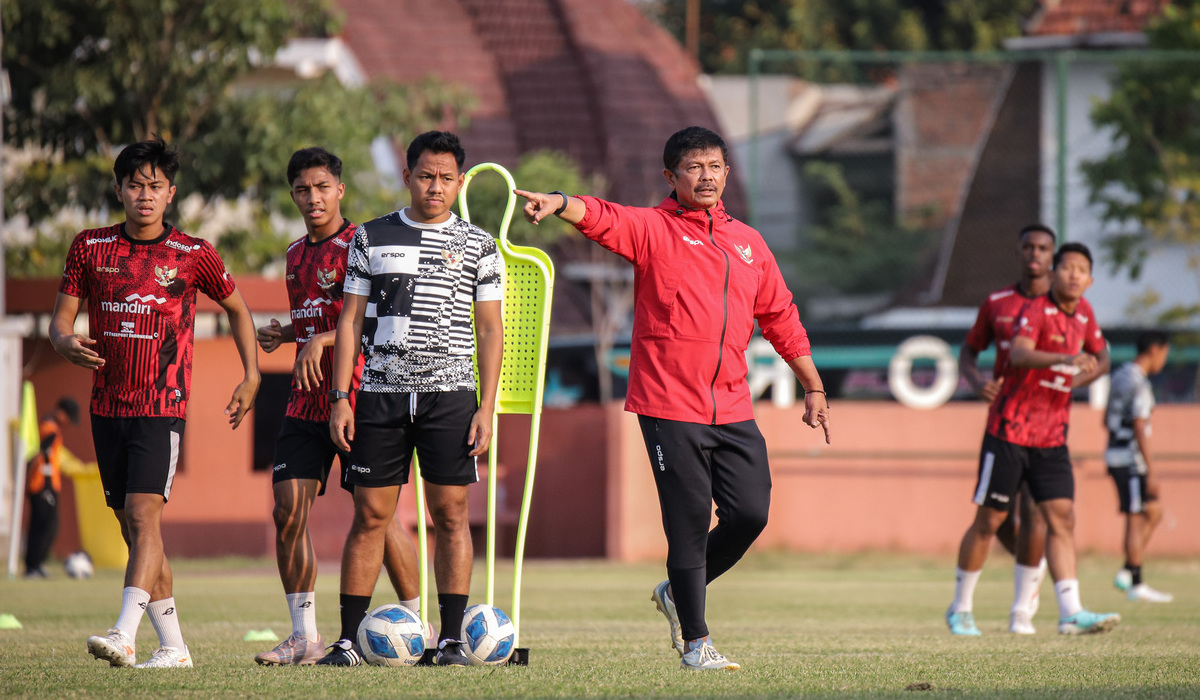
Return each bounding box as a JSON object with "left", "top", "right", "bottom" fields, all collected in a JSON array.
[{"left": 517, "top": 126, "right": 831, "bottom": 671}]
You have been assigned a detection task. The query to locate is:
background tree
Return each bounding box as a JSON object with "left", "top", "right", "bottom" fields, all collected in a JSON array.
[
  {"left": 646, "top": 0, "right": 1035, "bottom": 74},
  {"left": 1081, "top": 1, "right": 1200, "bottom": 325},
  {"left": 2, "top": 0, "right": 472, "bottom": 275}
]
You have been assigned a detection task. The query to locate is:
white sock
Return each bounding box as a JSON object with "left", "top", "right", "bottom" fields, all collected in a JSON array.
[
  {"left": 951, "top": 568, "right": 982, "bottom": 613},
  {"left": 115, "top": 587, "right": 151, "bottom": 641},
  {"left": 1012, "top": 563, "right": 1041, "bottom": 614},
  {"left": 1054, "top": 579, "right": 1083, "bottom": 618},
  {"left": 147, "top": 597, "right": 186, "bottom": 649},
  {"left": 400, "top": 597, "right": 421, "bottom": 616},
  {"left": 286, "top": 592, "right": 318, "bottom": 641}
]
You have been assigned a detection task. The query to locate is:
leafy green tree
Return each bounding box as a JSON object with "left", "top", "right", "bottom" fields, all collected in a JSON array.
[
  {"left": 646, "top": 0, "right": 1035, "bottom": 74},
  {"left": 792, "top": 162, "right": 935, "bottom": 298},
  {"left": 1081, "top": 1, "right": 1200, "bottom": 324},
  {"left": 2, "top": 0, "right": 472, "bottom": 275}
]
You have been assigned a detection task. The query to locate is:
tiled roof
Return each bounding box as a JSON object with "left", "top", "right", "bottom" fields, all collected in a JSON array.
[
  {"left": 336, "top": 0, "right": 743, "bottom": 215},
  {"left": 1027, "top": 0, "right": 1169, "bottom": 36}
]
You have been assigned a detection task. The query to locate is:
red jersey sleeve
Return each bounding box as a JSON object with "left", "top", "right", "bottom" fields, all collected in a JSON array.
[
  {"left": 59, "top": 232, "right": 88, "bottom": 298},
  {"left": 963, "top": 298, "right": 995, "bottom": 353},
  {"left": 194, "top": 241, "right": 236, "bottom": 302},
  {"left": 574, "top": 196, "right": 653, "bottom": 265},
  {"left": 754, "top": 245, "right": 810, "bottom": 361}
]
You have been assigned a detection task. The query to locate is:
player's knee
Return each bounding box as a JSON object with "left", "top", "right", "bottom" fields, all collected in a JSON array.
[{"left": 271, "top": 501, "right": 306, "bottom": 533}]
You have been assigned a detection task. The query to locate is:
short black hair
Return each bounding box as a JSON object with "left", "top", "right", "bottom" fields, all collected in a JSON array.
[
  {"left": 113, "top": 135, "right": 180, "bottom": 186},
  {"left": 55, "top": 397, "right": 80, "bottom": 425},
  {"left": 405, "top": 131, "right": 465, "bottom": 171},
  {"left": 1135, "top": 330, "right": 1170, "bottom": 355},
  {"left": 663, "top": 126, "right": 729, "bottom": 172},
  {"left": 1019, "top": 223, "right": 1056, "bottom": 242},
  {"left": 1053, "top": 242, "right": 1093, "bottom": 270},
  {"left": 287, "top": 147, "right": 343, "bottom": 186}
]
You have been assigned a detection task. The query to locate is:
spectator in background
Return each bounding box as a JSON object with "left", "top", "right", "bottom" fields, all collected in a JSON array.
[{"left": 24, "top": 397, "right": 81, "bottom": 578}]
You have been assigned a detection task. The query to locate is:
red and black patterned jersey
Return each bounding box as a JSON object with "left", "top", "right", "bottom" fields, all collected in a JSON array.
[
  {"left": 283, "top": 219, "right": 362, "bottom": 421},
  {"left": 986, "top": 295, "right": 1106, "bottom": 448},
  {"left": 59, "top": 223, "right": 237, "bottom": 418},
  {"left": 963, "top": 283, "right": 1044, "bottom": 378}
]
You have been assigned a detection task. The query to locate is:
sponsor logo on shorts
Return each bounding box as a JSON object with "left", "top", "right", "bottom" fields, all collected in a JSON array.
[
  {"left": 989, "top": 492, "right": 1011, "bottom": 504},
  {"left": 655, "top": 443, "right": 665, "bottom": 471},
  {"left": 351, "top": 464, "right": 371, "bottom": 474},
  {"left": 273, "top": 463, "right": 286, "bottom": 472}
]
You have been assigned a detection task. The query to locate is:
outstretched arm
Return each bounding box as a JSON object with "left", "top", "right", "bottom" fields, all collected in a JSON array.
[
  {"left": 218, "top": 289, "right": 261, "bottom": 429},
  {"left": 514, "top": 189, "right": 586, "bottom": 226}
]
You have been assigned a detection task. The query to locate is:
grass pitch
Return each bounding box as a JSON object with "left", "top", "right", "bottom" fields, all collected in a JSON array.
[{"left": 1, "top": 552, "right": 1197, "bottom": 698}]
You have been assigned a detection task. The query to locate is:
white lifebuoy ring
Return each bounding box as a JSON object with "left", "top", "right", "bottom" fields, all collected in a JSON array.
[{"left": 888, "top": 335, "right": 958, "bottom": 409}]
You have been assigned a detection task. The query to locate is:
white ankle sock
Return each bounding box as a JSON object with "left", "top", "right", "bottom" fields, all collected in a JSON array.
[
  {"left": 1054, "top": 579, "right": 1083, "bottom": 618},
  {"left": 400, "top": 597, "right": 421, "bottom": 616},
  {"left": 1012, "top": 563, "right": 1042, "bottom": 614},
  {"left": 115, "top": 587, "right": 151, "bottom": 640},
  {"left": 287, "top": 591, "right": 318, "bottom": 641},
  {"left": 951, "top": 568, "right": 982, "bottom": 613},
  {"left": 147, "top": 597, "right": 186, "bottom": 649}
]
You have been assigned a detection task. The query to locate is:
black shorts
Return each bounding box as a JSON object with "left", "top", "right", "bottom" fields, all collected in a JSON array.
[
  {"left": 91, "top": 415, "right": 185, "bottom": 509},
  {"left": 272, "top": 417, "right": 350, "bottom": 495},
  {"left": 345, "top": 390, "right": 479, "bottom": 488},
  {"left": 1108, "top": 466, "right": 1154, "bottom": 514},
  {"left": 972, "top": 433, "right": 1073, "bottom": 509}
]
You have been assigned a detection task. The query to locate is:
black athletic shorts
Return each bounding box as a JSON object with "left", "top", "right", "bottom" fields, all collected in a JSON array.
[
  {"left": 272, "top": 417, "right": 350, "bottom": 495},
  {"left": 1108, "top": 466, "right": 1154, "bottom": 514},
  {"left": 972, "top": 433, "right": 1074, "bottom": 509},
  {"left": 344, "top": 390, "right": 480, "bottom": 488},
  {"left": 91, "top": 415, "right": 185, "bottom": 509}
]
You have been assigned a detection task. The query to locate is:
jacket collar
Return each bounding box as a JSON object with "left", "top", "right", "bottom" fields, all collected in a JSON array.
[{"left": 656, "top": 193, "right": 734, "bottom": 223}]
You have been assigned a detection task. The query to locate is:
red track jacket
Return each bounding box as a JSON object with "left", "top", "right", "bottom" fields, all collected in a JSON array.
[{"left": 575, "top": 195, "right": 811, "bottom": 425}]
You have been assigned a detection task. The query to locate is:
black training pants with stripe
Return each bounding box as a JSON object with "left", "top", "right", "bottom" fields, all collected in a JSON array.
[{"left": 638, "top": 415, "right": 772, "bottom": 642}]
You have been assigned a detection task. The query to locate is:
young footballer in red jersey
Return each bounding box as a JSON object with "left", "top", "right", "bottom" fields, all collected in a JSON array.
[
  {"left": 49, "top": 137, "right": 260, "bottom": 668},
  {"left": 951, "top": 225, "right": 1053, "bottom": 635},
  {"left": 253, "top": 148, "right": 423, "bottom": 665},
  {"left": 949, "top": 242, "right": 1119, "bottom": 636}
]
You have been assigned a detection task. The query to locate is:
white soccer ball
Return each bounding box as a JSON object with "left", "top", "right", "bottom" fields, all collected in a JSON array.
[
  {"left": 459, "top": 603, "right": 516, "bottom": 666},
  {"left": 357, "top": 604, "right": 426, "bottom": 667},
  {"left": 64, "top": 551, "right": 94, "bottom": 580}
]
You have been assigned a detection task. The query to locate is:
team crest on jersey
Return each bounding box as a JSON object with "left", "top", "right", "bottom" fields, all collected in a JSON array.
[
  {"left": 441, "top": 247, "right": 465, "bottom": 270},
  {"left": 316, "top": 267, "right": 338, "bottom": 290},
  {"left": 735, "top": 244, "right": 753, "bottom": 264},
  {"left": 154, "top": 265, "right": 179, "bottom": 287}
]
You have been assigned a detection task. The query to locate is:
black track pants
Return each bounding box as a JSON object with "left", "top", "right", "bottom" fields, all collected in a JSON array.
[{"left": 638, "top": 415, "right": 771, "bottom": 641}]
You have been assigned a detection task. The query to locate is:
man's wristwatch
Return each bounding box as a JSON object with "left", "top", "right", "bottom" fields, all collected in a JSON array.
[{"left": 328, "top": 389, "right": 351, "bottom": 402}]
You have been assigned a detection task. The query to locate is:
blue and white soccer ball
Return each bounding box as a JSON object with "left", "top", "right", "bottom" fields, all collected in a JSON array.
[
  {"left": 460, "top": 603, "right": 516, "bottom": 666},
  {"left": 357, "top": 604, "right": 426, "bottom": 667},
  {"left": 64, "top": 551, "right": 94, "bottom": 580}
]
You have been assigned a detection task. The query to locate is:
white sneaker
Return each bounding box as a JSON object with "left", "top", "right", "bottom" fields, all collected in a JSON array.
[
  {"left": 1009, "top": 609, "right": 1036, "bottom": 635},
  {"left": 680, "top": 639, "right": 740, "bottom": 671},
  {"left": 1128, "top": 583, "right": 1173, "bottom": 603},
  {"left": 134, "top": 645, "right": 193, "bottom": 668},
  {"left": 1114, "top": 569, "right": 1133, "bottom": 592},
  {"left": 650, "top": 580, "right": 685, "bottom": 656},
  {"left": 87, "top": 628, "right": 136, "bottom": 667}
]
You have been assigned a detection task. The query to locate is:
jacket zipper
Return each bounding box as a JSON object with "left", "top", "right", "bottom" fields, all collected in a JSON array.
[{"left": 706, "top": 210, "right": 729, "bottom": 425}]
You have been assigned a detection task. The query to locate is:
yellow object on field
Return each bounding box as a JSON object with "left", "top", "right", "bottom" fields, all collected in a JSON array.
[
  {"left": 68, "top": 465, "right": 129, "bottom": 570},
  {"left": 19, "top": 381, "right": 39, "bottom": 463}
]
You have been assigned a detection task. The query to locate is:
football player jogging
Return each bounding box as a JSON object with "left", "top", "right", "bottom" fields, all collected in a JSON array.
[
  {"left": 952, "top": 224, "right": 1054, "bottom": 635},
  {"left": 1105, "top": 330, "right": 1173, "bottom": 603},
  {"left": 253, "top": 148, "right": 425, "bottom": 665},
  {"left": 516, "top": 126, "right": 831, "bottom": 671},
  {"left": 948, "top": 242, "right": 1119, "bottom": 636},
  {"left": 49, "top": 137, "right": 260, "bottom": 668},
  {"left": 318, "top": 131, "right": 504, "bottom": 667}
]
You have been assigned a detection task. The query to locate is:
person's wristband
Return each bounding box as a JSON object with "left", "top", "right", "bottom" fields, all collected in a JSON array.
[
  {"left": 805, "top": 389, "right": 825, "bottom": 395},
  {"left": 549, "top": 191, "right": 569, "bottom": 216}
]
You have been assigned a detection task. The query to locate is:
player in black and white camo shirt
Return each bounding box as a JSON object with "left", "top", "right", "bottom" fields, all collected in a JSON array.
[
  {"left": 1105, "top": 330, "right": 1172, "bottom": 603},
  {"left": 319, "top": 131, "right": 504, "bottom": 667}
]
